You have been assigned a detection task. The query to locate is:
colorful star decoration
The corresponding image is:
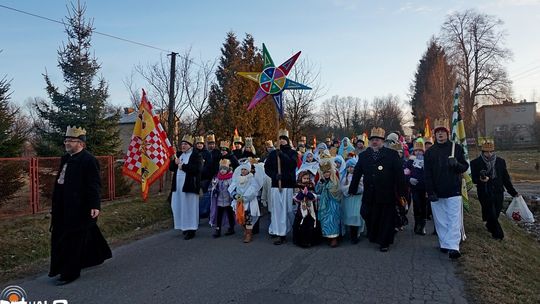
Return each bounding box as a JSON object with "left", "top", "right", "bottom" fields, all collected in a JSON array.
[{"left": 238, "top": 44, "right": 311, "bottom": 118}]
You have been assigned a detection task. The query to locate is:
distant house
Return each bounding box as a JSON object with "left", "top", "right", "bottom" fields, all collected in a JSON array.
[
  {"left": 476, "top": 101, "right": 538, "bottom": 148},
  {"left": 118, "top": 108, "right": 137, "bottom": 155}
]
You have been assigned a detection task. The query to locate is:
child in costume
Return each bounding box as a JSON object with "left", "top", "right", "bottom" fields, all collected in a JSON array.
[
  {"left": 292, "top": 170, "right": 321, "bottom": 247},
  {"left": 340, "top": 158, "right": 365, "bottom": 244},
  {"left": 209, "top": 159, "right": 235, "bottom": 238},
  {"left": 228, "top": 161, "right": 265, "bottom": 243},
  {"left": 315, "top": 155, "right": 342, "bottom": 247}
]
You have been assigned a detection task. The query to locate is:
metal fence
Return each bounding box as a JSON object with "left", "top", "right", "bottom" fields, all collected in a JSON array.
[{"left": 0, "top": 156, "right": 170, "bottom": 219}]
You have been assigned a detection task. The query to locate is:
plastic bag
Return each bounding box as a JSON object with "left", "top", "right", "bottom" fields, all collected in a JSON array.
[{"left": 505, "top": 196, "right": 535, "bottom": 223}]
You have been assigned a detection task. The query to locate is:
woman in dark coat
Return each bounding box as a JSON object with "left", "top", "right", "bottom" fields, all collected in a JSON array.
[{"left": 170, "top": 135, "right": 203, "bottom": 240}]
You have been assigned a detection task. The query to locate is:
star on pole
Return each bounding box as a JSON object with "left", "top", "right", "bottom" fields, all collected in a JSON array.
[{"left": 238, "top": 44, "right": 311, "bottom": 118}]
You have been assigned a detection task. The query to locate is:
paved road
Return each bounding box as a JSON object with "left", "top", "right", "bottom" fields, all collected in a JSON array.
[{"left": 10, "top": 215, "right": 468, "bottom": 304}]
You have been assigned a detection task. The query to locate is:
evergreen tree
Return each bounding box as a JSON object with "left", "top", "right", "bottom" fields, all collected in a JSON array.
[
  {"left": 34, "top": 2, "right": 120, "bottom": 156},
  {"left": 410, "top": 38, "right": 456, "bottom": 133},
  {"left": 206, "top": 32, "right": 278, "bottom": 152},
  {"left": 0, "top": 76, "right": 25, "bottom": 157}
]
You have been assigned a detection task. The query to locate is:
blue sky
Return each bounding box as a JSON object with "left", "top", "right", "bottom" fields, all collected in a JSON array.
[{"left": 1, "top": 0, "right": 539, "bottom": 111}]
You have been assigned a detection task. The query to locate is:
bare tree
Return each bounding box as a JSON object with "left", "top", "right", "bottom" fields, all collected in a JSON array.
[
  {"left": 283, "top": 57, "right": 326, "bottom": 142},
  {"left": 122, "top": 71, "right": 141, "bottom": 108},
  {"left": 371, "top": 95, "right": 405, "bottom": 134},
  {"left": 178, "top": 49, "right": 216, "bottom": 134},
  {"left": 440, "top": 9, "right": 512, "bottom": 132}
]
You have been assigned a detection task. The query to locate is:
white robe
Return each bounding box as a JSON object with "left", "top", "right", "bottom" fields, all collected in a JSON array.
[
  {"left": 268, "top": 188, "right": 295, "bottom": 236},
  {"left": 171, "top": 150, "right": 199, "bottom": 230},
  {"left": 431, "top": 196, "right": 463, "bottom": 250}
]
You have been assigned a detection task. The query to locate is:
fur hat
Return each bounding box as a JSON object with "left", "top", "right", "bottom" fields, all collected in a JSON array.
[
  {"left": 369, "top": 127, "right": 385, "bottom": 140},
  {"left": 181, "top": 135, "right": 194, "bottom": 146},
  {"left": 65, "top": 126, "right": 87, "bottom": 142}
]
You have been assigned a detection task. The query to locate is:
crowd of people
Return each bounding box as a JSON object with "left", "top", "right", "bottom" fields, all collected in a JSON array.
[{"left": 47, "top": 118, "right": 520, "bottom": 284}]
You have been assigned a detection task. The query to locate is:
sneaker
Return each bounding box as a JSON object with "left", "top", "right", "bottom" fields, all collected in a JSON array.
[{"left": 448, "top": 250, "right": 461, "bottom": 259}]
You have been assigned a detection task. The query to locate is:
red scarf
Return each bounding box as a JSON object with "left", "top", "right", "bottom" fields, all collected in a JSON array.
[{"left": 217, "top": 171, "right": 233, "bottom": 180}]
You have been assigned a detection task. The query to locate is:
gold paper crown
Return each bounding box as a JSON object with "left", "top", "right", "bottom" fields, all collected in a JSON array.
[
  {"left": 65, "top": 125, "right": 86, "bottom": 138},
  {"left": 233, "top": 135, "right": 243, "bottom": 143},
  {"left": 181, "top": 134, "right": 194, "bottom": 145},
  {"left": 300, "top": 136, "right": 307, "bottom": 141},
  {"left": 248, "top": 157, "right": 259, "bottom": 165},
  {"left": 369, "top": 127, "right": 385, "bottom": 139},
  {"left": 265, "top": 140, "right": 274, "bottom": 148},
  {"left": 220, "top": 140, "right": 231, "bottom": 149},
  {"left": 298, "top": 146, "right": 306, "bottom": 153},
  {"left": 195, "top": 136, "right": 205, "bottom": 144},
  {"left": 413, "top": 141, "right": 425, "bottom": 151},
  {"left": 433, "top": 118, "right": 450, "bottom": 132},
  {"left": 278, "top": 129, "right": 289, "bottom": 138},
  {"left": 245, "top": 137, "right": 254, "bottom": 148},
  {"left": 319, "top": 157, "right": 334, "bottom": 173},
  {"left": 390, "top": 143, "right": 403, "bottom": 152},
  {"left": 219, "top": 158, "right": 231, "bottom": 168},
  {"left": 329, "top": 146, "right": 337, "bottom": 157},
  {"left": 423, "top": 137, "right": 433, "bottom": 144},
  {"left": 480, "top": 139, "right": 495, "bottom": 152},
  {"left": 206, "top": 134, "right": 216, "bottom": 143}
]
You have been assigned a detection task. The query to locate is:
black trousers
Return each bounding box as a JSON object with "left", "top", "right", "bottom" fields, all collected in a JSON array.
[
  {"left": 412, "top": 188, "right": 428, "bottom": 221},
  {"left": 479, "top": 192, "right": 504, "bottom": 239},
  {"left": 216, "top": 206, "right": 235, "bottom": 229}
]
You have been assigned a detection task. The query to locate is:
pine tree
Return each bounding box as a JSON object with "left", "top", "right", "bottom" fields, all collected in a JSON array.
[
  {"left": 410, "top": 38, "right": 456, "bottom": 133},
  {"left": 206, "top": 32, "right": 278, "bottom": 152},
  {"left": 34, "top": 2, "right": 120, "bottom": 156}
]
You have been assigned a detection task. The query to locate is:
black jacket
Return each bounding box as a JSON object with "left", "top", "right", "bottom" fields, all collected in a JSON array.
[
  {"left": 264, "top": 144, "right": 298, "bottom": 188},
  {"left": 424, "top": 140, "right": 469, "bottom": 198},
  {"left": 349, "top": 147, "right": 406, "bottom": 205},
  {"left": 220, "top": 151, "right": 240, "bottom": 170},
  {"left": 470, "top": 156, "right": 517, "bottom": 199},
  {"left": 169, "top": 149, "right": 203, "bottom": 194}
]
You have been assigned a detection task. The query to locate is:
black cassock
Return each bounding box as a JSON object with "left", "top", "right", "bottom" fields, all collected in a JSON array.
[
  {"left": 49, "top": 150, "right": 112, "bottom": 280},
  {"left": 349, "top": 147, "right": 405, "bottom": 248}
]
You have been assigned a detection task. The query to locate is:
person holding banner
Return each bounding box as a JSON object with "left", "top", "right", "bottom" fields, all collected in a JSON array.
[
  {"left": 170, "top": 135, "right": 203, "bottom": 240},
  {"left": 424, "top": 118, "right": 469, "bottom": 259},
  {"left": 471, "top": 140, "right": 518, "bottom": 240}
]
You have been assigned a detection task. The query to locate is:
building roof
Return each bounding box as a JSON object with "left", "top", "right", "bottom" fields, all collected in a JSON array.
[
  {"left": 477, "top": 101, "right": 537, "bottom": 111},
  {"left": 119, "top": 111, "right": 137, "bottom": 124}
]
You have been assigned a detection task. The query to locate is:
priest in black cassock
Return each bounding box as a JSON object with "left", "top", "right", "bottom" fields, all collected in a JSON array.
[
  {"left": 349, "top": 127, "right": 406, "bottom": 252},
  {"left": 49, "top": 126, "right": 112, "bottom": 285}
]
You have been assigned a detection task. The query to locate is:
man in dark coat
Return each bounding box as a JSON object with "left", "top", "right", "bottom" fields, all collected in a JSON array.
[
  {"left": 195, "top": 136, "right": 212, "bottom": 218},
  {"left": 349, "top": 127, "right": 405, "bottom": 252},
  {"left": 49, "top": 126, "right": 112, "bottom": 285},
  {"left": 264, "top": 129, "right": 298, "bottom": 245},
  {"left": 424, "top": 118, "right": 469, "bottom": 259},
  {"left": 218, "top": 140, "right": 239, "bottom": 170},
  {"left": 471, "top": 140, "right": 518, "bottom": 240}
]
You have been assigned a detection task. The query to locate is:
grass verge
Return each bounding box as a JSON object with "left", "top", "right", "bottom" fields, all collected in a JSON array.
[
  {"left": 0, "top": 194, "right": 172, "bottom": 284},
  {"left": 459, "top": 196, "right": 540, "bottom": 304}
]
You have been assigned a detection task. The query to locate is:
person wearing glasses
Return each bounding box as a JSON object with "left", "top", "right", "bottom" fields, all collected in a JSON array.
[{"left": 49, "top": 126, "right": 112, "bottom": 285}]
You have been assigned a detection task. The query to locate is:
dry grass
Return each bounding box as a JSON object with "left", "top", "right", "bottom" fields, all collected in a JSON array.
[
  {"left": 459, "top": 196, "right": 540, "bottom": 304},
  {"left": 468, "top": 147, "right": 540, "bottom": 182},
  {"left": 0, "top": 194, "right": 172, "bottom": 284}
]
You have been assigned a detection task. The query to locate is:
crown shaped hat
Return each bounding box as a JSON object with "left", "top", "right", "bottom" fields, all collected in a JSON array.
[
  {"left": 195, "top": 136, "right": 205, "bottom": 144},
  {"left": 278, "top": 129, "right": 289, "bottom": 139},
  {"left": 206, "top": 134, "right": 216, "bottom": 143},
  {"left": 220, "top": 140, "right": 231, "bottom": 149},
  {"left": 413, "top": 141, "right": 425, "bottom": 151},
  {"left": 245, "top": 137, "right": 254, "bottom": 148},
  {"left": 181, "top": 134, "right": 194, "bottom": 146},
  {"left": 265, "top": 140, "right": 274, "bottom": 148},
  {"left": 480, "top": 138, "right": 495, "bottom": 152},
  {"left": 233, "top": 134, "right": 243, "bottom": 144},
  {"left": 390, "top": 142, "right": 403, "bottom": 152},
  {"left": 369, "top": 127, "right": 385, "bottom": 140},
  {"left": 219, "top": 158, "right": 231, "bottom": 168},
  {"left": 433, "top": 118, "right": 450, "bottom": 133},
  {"left": 65, "top": 126, "right": 87, "bottom": 141}
]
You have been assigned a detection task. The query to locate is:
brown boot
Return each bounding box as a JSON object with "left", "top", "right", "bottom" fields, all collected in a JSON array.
[
  {"left": 329, "top": 238, "right": 338, "bottom": 247},
  {"left": 244, "top": 229, "right": 253, "bottom": 243}
]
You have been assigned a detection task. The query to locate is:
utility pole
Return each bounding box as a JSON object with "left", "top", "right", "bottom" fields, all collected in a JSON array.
[{"left": 167, "top": 52, "right": 177, "bottom": 144}]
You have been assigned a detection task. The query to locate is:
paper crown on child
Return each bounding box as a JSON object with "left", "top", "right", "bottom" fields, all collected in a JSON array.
[
  {"left": 181, "top": 135, "right": 194, "bottom": 146},
  {"left": 433, "top": 118, "right": 450, "bottom": 133},
  {"left": 65, "top": 126, "right": 87, "bottom": 141},
  {"left": 413, "top": 141, "right": 425, "bottom": 151},
  {"left": 265, "top": 140, "right": 274, "bottom": 148},
  {"left": 220, "top": 140, "right": 231, "bottom": 149},
  {"left": 219, "top": 158, "right": 231, "bottom": 168},
  {"left": 480, "top": 138, "right": 495, "bottom": 152},
  {"left": 390, "top": 142, "right": 403, "bottom": 152},
  {"left": 245, "top": 137, "right": 254, "bottom": 147},
  {"left": 369, "top": 127, "right": 385, "bottom": 140},
  {"left": 206, "top": 134, "right": 216, "bottom": 143},
  {"left": 233, "top": 135, "right": 243, "bottom": 144},
  {"left": 195, "top": 136, "right": 205, "bottom": 144}
]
